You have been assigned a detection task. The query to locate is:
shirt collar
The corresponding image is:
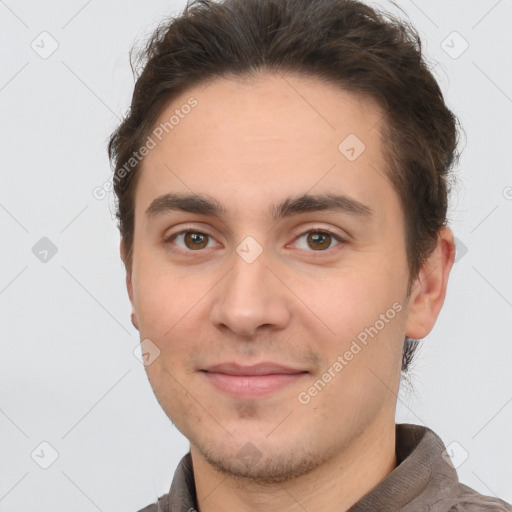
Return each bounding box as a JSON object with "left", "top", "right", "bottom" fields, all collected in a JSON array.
[
  {"left": 164, "top": 423, "right": 460, "bottom": 512},
  {"left": 347, "top": 423, "right": 460, "bottom": 511}
]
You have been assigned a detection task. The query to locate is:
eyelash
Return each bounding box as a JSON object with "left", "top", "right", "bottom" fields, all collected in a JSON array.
[{"left": 164, "top": 227, "right": 346, "bottom": 255}]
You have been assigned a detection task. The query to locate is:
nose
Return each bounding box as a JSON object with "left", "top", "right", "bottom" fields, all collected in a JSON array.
[{"left": 210, "top": 247, "right": 291, "bottom": 338}]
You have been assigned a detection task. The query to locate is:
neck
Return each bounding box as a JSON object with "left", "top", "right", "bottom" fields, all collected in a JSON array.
[{"left": 190, "top": 419, "right": 397, "bottom": 512}]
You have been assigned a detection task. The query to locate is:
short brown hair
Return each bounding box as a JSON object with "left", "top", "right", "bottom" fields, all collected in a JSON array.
[{"left": 107, "top": 0, "right": 461, "bottom": 375}]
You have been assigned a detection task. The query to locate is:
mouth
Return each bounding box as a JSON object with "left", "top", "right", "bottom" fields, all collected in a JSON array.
[{"left": 200, "top": 362, "right": 309, "bottom": 399}]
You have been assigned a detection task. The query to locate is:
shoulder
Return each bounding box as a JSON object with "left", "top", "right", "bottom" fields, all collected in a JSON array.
[
  {"left": 135, "top": 493, "right": 170, "bottom": 512},
  {"left": 437, "top": 483, "right": 512, "bottom": 511},
  {"left": 136, "top": 505, "right": 157, "bottom": 512}
]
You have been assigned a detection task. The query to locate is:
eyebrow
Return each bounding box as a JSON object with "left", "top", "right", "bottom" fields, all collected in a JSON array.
[{"left": 145, "top": 192, "right": 373, "bottom": 222}]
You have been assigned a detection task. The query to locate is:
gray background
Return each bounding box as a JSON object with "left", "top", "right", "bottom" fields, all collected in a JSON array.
[{"left": 0, "top": 0, "right": 511, "bottom": 510}]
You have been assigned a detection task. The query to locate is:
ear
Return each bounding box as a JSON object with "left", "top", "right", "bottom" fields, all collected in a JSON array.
[
  {"left": 120, "top": 238, "right": 139, "bottom": 331},
  {"left": 404, "top": 226, "right": 456, "bottom": 339}
]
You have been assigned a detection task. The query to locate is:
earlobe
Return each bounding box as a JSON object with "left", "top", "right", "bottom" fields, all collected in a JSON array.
[
  {"left": 404, "top": 227, "right": 456, "bottom": 339},
  {"left": 131, "top": 311, "right": 139, "bottom": 330}
]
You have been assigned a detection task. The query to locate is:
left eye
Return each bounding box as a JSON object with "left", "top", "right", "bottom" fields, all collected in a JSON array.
[
  {"left": 168, "top": 231, "right": 219, "bottom": 251},
  {"left": 293, "top": 230, "right": 343, "bottom": 251}
]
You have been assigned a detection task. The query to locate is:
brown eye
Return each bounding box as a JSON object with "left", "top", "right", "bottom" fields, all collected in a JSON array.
[
  {"left": 168, "top": 231, "right": 217, "bottom": 251},
  {"left": 307, "top": 232, "right": 332, "bottom": 250},
  {"left": 184, "top": 232, "right": 209, "bottom": 250},
  {"left": 293, "top": 230, "right": 344, "bottom": 252}
]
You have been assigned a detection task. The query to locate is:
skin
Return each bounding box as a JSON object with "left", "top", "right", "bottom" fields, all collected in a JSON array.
[{"left": 121, "top": 72, "right": 455, "bottom": 512}]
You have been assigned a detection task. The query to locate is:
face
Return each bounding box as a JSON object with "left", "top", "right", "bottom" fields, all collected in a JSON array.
[{"left": 124, "top": 72, "right": 440, "bottom": 482}]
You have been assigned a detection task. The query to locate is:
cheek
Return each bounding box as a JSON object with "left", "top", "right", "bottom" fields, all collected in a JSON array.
[
  {"left": 134, "top": 277, "right": 169, "bottom": 333},
  {"left": 132, "top": 248, "right": 191, "bottom": 325},
  {"left": 293, "top": 266, "right": 407, "bottom": 373},
  {"left": 131, "top": 263, "right": 214, "bottom": 361},
  {"left": 295, "top": 266, "right": 403, "bottom": 329}
]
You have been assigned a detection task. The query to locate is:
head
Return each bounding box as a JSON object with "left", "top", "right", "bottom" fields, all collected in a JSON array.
[{"left": 108, "top": 0, "right": 459, "bottom": 481}]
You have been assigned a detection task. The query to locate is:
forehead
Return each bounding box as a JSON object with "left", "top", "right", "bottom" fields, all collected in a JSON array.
[{"left": 135, "top": 72, "right": 397, "bottom": 225}]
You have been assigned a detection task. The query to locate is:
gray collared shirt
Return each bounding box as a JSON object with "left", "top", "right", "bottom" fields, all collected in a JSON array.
[{"left": 138, "top": 423, "right": 512, "bottom": 511}]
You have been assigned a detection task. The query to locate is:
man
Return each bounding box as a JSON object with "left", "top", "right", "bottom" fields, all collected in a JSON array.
[{"left": 107, "top": 0, "right": 512, "bottom": 510}]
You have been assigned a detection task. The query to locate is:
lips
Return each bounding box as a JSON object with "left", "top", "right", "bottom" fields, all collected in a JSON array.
[
  {"left": 201, "top": 362, "right": 308, "bottom": 398},
  {"left": 202, "top": 362, "right": 307, "bottom": 376}
]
